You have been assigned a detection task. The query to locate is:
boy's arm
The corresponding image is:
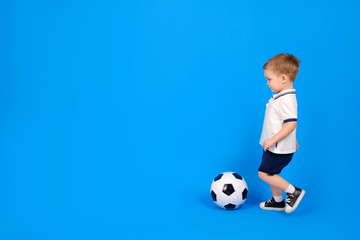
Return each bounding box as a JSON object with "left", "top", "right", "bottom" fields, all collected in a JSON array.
[{"left": 262, "top": 122, "right": 297, "bottom": 151}]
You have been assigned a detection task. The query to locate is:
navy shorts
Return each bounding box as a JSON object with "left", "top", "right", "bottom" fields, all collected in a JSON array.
[{"left": 258, "top": 150, "right": 293, "bottom": 175}]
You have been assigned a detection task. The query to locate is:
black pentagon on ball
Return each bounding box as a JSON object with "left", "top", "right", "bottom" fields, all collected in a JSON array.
[
  {"left": 213, "top": 173, "right": 223, "bottom": 182},
  {"left": 242, "top": 188, "right": 248, "bottom": 200},
  {"left": 232, "top": 173, "right": 243, "bottom": 180},
  {"left": 224, "top": 203, "right": 236, "bottom": 210},
  {"left": 222, "top": 184, "right": 235, "bottom": 196},
  {"left": 211, "top": 190, "right": 217, "bottom": 202}
]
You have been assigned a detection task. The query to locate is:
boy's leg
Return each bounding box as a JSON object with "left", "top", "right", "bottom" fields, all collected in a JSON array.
[
  {"left": 258, "top": 171, "right": 290, "bottom": 191},
  {"left": 270, "top": 185, "right": 282, "bottom": 202},
  {"left": 258, "top": 171, "right": 305, "bottom": 213}
]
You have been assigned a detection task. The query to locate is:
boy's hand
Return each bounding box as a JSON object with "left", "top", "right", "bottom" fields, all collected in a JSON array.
[
  {"left": 262, "top": 138, "right": 276, "bottom": 151},
  {"left": 296, "top": 140, "right": 299, "bottom": 151}
]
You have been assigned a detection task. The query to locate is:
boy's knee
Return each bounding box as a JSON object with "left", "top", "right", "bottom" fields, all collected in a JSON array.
[{"left": 258, "top": 171, "right": 268, "bottom": 180}]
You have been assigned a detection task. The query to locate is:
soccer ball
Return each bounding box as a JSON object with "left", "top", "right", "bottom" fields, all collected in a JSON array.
[{"left": 210, "top": 172, "right": 248, "bottom": 210}]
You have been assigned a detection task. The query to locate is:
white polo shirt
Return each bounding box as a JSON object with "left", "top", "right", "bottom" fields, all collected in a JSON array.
[{"left": 259, "top": 89, "right": 298, "bottom": 154}]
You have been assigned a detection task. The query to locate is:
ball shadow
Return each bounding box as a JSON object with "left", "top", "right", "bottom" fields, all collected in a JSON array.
[{"left": 197, "top": 192, "right": 222, "bottom": 210}]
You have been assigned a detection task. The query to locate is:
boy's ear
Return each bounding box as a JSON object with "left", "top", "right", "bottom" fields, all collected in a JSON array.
[{"left": 281, "top": 74, "right": 288, "bottom": 83}]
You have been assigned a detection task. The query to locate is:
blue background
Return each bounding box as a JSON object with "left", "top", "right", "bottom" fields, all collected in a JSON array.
[{"left": 1, "top": 0, "right": 360, "bottom": 239}]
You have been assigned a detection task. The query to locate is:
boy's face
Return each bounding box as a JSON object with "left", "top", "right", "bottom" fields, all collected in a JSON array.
[{"left": 264, "top": 69, "right": 286, "bottom": 93}]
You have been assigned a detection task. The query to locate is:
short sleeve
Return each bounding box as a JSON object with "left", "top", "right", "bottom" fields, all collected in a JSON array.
[{"left": 278, "top": 96, "right": 297, "bottom": 123}]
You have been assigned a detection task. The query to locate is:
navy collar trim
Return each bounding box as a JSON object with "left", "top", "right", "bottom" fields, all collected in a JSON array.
[{"left": 274, "top": 90, "right": 296, "bottom": 100}]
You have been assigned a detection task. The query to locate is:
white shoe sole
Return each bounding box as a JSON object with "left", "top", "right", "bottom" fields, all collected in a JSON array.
[
  {"left": 285, "top": 190, "right": 305, "bottom": 213},
  {"left": 259, "top": 203, "right": 285, "bottom": 211}
]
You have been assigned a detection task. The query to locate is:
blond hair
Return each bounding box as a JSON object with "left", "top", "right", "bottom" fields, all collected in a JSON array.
[{"left": 263, "top": 53, "right": 301, "bottom": 82}]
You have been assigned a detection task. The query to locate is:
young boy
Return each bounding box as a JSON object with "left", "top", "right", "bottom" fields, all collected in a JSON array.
[{"left": 258, "top": 53, "right": 305, "bottom": 213}]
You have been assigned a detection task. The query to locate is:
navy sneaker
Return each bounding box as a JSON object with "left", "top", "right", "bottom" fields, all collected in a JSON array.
[
  {"left": 259, "top": 197, "right": 285, "bottom": 211},
  {"left": 285, "top": 186, "right": 305, "bottom": 213}
]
